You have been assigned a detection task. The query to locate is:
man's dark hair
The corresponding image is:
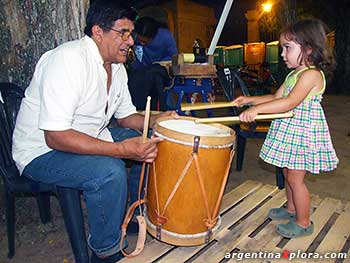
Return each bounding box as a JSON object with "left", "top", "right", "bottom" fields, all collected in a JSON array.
[
  {"left": 135, "top": 17, "right": 159, "bottom": 39},
  {"left": 84, "top": 0, "right": 137, "bottom": 37}
]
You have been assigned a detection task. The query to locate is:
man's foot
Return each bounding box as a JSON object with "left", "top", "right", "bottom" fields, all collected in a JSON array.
[
  {"left": 268, "top": 207, "right": 296, "bottom": 220},
  {"left": 91, "top": 251, "right": 124, "bottom": 263},
  {"left": 276, "top": 221, "right": 314, "bottom": 238}
]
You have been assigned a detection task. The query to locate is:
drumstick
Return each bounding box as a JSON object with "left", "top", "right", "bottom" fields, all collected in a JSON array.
[
  {"left": 181, "top": 101, "right": 237, "bottom": 111},
  {"left": 195, "top": 112, "right": 293, "bottom": 124},
  {"left": 142, "top": 96, "right": 151, "bottom": 142}
]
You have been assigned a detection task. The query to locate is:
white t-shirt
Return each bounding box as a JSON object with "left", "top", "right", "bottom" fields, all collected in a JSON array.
[{"left": 12, "top": 36, "right": 137, "bottom": 174}]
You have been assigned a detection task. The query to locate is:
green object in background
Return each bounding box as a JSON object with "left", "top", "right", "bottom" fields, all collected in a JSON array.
[
  {"left": 224, "top": 45, "right": 243, "bottom": 66},
  {"left": 266, "top": 41, "right": 279, "bottom": 74},
  {"left": 213, "top": 46, "right": 226, "bottom": 65}
]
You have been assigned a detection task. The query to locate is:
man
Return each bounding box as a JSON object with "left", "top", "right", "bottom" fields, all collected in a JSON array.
[
  {"left": 12, "top": 1, "right": 175, "bottom": 262},
  {"left": 128, "top": 16, "right": 178, "bottom": 110}
]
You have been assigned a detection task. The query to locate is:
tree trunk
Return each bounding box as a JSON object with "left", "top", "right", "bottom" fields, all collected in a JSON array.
[{"left": 0, "top": 0, "right": 89, "bottom": 88}]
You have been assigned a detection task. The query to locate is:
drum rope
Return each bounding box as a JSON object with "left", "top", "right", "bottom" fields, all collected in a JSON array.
[
  {"left": 212, "top": 149, "right": 235, "bottom": 219},
  {"left": 152, "top": 162, "right": 160, "bottom": 219},
  {"left": 152, "top": 154, "right": 195, "bottom": 226},
  {"left": 193, "top": 153, "right": 216, "bottom": 229},
  {"left": 161, "top": 155, "right": 194, "bottom": 216}
]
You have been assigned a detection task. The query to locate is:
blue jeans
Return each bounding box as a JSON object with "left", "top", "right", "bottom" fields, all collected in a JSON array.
[{"left": 22, "top": 127, "right": 142, "bottom": 257}]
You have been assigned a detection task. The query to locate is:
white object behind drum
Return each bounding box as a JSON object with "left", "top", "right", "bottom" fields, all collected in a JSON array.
[{"left": 159, "top": 119, "right": 231, "bottom": 137}]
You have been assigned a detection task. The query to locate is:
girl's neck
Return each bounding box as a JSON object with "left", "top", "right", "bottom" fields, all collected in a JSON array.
[{"left": 294, "top": 63, "right": 315, "bottom": 72}]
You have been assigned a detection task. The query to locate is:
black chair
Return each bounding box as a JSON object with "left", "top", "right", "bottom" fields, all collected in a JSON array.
[
  {"left": 0, "top": 83, "right": 89, "bottom": 262},
  {"left": 216, "top": 67, "right": 285, "bottom": 189}
]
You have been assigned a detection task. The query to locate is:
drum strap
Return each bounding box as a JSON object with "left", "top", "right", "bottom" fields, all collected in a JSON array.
[
  {"left": 120, "top": 162, "right": 148, "bottom": 258},
  {"left": 120, "top": 200, "right": 147, "bottom": 257}
]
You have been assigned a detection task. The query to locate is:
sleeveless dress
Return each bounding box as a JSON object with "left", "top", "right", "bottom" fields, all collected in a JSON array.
[{"left": 259, "top": 67, "right": 339, "bottom": 174}]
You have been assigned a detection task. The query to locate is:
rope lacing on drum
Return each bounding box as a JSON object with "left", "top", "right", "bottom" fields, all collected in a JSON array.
[
  {"left": 151, "top": 138, "right": 235, "bottom": 242},
  {"left": 152, "top": 155, "right": 195, "bottom": 226}
]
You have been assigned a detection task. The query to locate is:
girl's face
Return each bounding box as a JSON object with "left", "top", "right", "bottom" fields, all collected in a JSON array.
[{"left": 280, "top": 34, "right": 305, "bottom": 69}]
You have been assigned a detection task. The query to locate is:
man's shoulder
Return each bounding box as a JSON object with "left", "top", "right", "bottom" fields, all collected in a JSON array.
[
  {"left": 43, "top": 37, "right": 94, "bottom": 66},
  {"left": 54, "top": 37, "right": 88, "bottom": 57}
]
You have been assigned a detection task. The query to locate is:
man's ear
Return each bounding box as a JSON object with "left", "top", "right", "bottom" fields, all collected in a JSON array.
[{"left": 91, "top": 25, "right": 104, "bottom": 42}]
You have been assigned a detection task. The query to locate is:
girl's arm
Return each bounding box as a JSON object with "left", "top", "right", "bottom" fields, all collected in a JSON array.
[
  {"left": 233, "top": 83, "right": 285, "bottom": 107},
  {"left": 239, "top": 70, "right": 322, "bottom": 122}
]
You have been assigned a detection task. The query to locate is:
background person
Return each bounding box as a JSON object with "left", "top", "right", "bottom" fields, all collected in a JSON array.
[
  {"left": 12, "top": 1, "right": 175, "bottom": 262},
  {"left": 233, "top": 19, "right": 338, "bottom": 239},
  {"left": 128, "top": 16, "right": 178, "bottom": 111}
]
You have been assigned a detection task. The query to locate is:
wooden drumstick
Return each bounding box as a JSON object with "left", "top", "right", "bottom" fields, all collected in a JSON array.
[
  {"left": 195, "top": 112, "right": 293, "bottom": 124},
  {"left": 142, "top": 96, "right": 151, "bottom": 142},
  {"left": 181, "top": 101, "right": 237, "bottom": 111}
]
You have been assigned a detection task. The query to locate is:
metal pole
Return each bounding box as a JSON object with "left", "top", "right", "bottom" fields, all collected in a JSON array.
[{"left": 207, "top": 0, "right": 235, "bottom": 55}]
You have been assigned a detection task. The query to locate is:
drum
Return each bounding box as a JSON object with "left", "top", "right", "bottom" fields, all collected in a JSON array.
[{"left": 146, "top": 116, "right": 236, "bottom": 246}]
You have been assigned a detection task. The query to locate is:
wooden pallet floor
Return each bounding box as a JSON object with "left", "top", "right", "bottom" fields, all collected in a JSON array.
[{"left": 120, "top": 180, "right": 350, "bottom": 263}]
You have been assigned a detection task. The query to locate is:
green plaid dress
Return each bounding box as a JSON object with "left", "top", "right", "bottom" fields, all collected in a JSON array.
[{"left": 260, "top": 67, "right": 338, "bottom": 174}]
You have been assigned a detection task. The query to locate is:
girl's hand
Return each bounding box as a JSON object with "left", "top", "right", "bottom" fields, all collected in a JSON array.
[
  {"left": 239, "top": 107, "right": 259, "bottom": 123},
  {"left": 233, "top": 96, "right": 250, "bottom": 107},
  {"left": 158, "top": 110, "right": 179, "bottom": 119}
]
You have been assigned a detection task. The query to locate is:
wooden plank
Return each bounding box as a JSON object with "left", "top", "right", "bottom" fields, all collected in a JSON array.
[
  {"left": 224, "top": 194, "right": 328, "bottom": 263},
  {"left": 284, "top": 198, "right": 343, "bottom": 251},
  {"left": 157, "top": 183, "right": 276, "bottom": 263},
  {"left": 342, "top": 253, "right": 350, "bottom": 263},
  {"left": 191, "top": 189, "right": 286, "bottom": 262},
  {"left": 315, "top": 211, "right": 350, "bottom": 254},
  {"left": 343, "top": 201, "right": 350, "bottom": 213},
  {"left": 227, "top": 223, "right": 283, "bottom": 263},
  {"left": 264, "top": 198, "right": 343, "bottom": 263},
  {"left": 220, "top": 180, "right": 263, "bottom": 213},
  {"left": 216, "top": 184, "right": 279, "bottom": 239},
  {"left": 257, "top": 194, "right": 325, "bottom": 255},
  {"left": 171, "top": 64, "right": 217, "bottom": 76},
  {"left": 119, "top": 239, "right": 172, "bottom": 263},
  {"left": 121, "top": 180, "right": 262, "bottom": 263}
]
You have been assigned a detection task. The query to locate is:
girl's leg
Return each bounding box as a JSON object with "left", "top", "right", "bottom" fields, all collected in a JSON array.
[
  {"left": 285, "top": 169, "right": 310, "bottom": 227},
  {"left": 284, "top": 168, "right": 296, "bottom": 214}
]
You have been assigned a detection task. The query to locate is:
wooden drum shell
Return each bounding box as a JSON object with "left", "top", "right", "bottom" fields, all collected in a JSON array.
[{"left": 146, "top": 116, "right": 236, "bottom": 246}]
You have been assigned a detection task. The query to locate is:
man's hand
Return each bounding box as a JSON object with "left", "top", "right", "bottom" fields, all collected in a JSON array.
[{"left": 118, "top": 136, "right": 163, "bottom": 163}]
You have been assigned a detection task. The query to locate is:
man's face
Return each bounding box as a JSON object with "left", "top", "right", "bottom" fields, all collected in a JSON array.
[
  {"left": 137, "top": 34, "right": 152, "bottom": 46},
  {"left": 94, "top": 18, "right": 135, "bottom": 64}
]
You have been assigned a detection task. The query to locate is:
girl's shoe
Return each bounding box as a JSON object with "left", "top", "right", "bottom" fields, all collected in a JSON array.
[
  {"left": 276, "top": 221, "right": 314, "bottom": 238},
  {"left": 268, "top": 208, "right": 296, "bottom": 220}
]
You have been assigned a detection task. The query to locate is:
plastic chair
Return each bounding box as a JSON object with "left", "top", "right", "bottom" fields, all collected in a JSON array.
[
  {"left": 0, "top": 83, "right": 89, "bottom": 262},
  {"left": 216, "top": 67, "right": 284, "bottom": 189}
]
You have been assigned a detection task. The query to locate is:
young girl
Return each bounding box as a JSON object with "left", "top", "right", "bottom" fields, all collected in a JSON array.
[{"left": 233, "top": 19, "right": 338, "bottom": 238}]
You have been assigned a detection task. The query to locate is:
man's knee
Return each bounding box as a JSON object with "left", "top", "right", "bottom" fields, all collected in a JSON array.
[{"left": 85, "top": 158, "right": 127, "bottom": 191}]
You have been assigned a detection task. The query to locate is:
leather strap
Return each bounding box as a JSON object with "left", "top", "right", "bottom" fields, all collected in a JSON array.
[
  {"left": 120, "top": 200, "right": 147, "bottom": 257},
  {"left": 119, "top": 162, "right": 148, "bottom": 258}
]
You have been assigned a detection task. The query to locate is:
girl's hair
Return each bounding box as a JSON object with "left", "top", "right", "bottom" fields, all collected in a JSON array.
[
  {"left": 84, "top": 0, "right": 137, "bottom": 37},
  {"left": 281, "top": 19, "right": 335, "bottom": 77}
]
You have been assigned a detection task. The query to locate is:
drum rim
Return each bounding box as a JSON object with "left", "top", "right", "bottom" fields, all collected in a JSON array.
[{"left": 154, "top": 116, "right": 236, "bottom": 147}]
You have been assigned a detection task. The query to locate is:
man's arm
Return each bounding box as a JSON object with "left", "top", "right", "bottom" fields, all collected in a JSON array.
[
  {"left": 44, "top": 129, "right": 162, "bottom": 163},
  {"left": 116, "top": 111, "right": 178, "bottom": 131}
]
